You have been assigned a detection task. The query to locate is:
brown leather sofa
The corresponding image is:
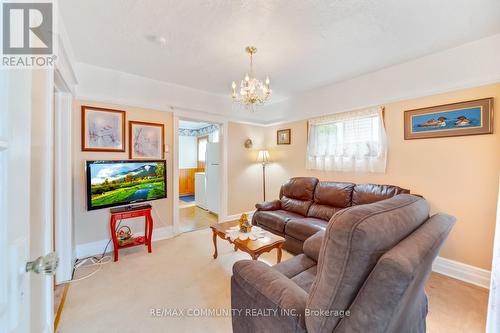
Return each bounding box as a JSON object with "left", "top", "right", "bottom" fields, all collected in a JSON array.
[{"left": 252, "top": 177, "right": 410, "bottom": 253}]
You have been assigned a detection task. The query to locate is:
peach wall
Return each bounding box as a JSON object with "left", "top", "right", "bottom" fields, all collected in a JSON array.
[
  {"left": 229, "top": 83, "right": 500, "bottom": 270},
  {"left": 227, "top": 122, "right": 267, "bottom": 215},
  {"left": 73, "top": 100, "right": 173, "bottom": 246}
]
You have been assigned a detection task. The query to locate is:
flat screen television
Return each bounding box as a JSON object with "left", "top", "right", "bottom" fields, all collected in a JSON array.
[{"left": 86, "top": 160, "right": 167, "bottom": 211}]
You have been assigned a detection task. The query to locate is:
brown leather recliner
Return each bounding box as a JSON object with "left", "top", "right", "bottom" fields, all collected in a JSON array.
[
  {"left": 252, "top": 177, "right": 410, "bottom": 253},
  {"left": 233, "top": 194, "right": 455, "bottom": 333}
]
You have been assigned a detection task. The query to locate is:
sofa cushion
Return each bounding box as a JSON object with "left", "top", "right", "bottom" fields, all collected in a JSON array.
[
  {"left": 352, "top": 183, "right": 410, "bottom": 205},
  {"left": 313, "top": 181, "right": 355, "bottom": 207},
  {"left": 306, "top": 182, "right": 353, "bottom": 221},
  {"left": 285, "top": 218, "right": 328, "bottom": 242},
  {"left": 307, "top": 204, "right": 343, "bottom": 221},
  {"left": 279, "top": 177, "right": 318, "bottom": 216},
  {"left": 273, "top": 254, "right": 318, "bottom": 293},
  {"left": 305, "top": 194, "right": 430, "bottom": 333},
  {"left": 273, "top": 254, "right": 317, "bottom": 279},
  {"left": 291, "top": 265, "right": 318, "bottom": 293},
  {"left": 252, "top": 210, "right": 303, "bottom": 234},
  {"left": 284, "top": 235, "right": 305, "bottom": 255},
  {"left": 280, "top": 177, "right": 319, "bottom": 201},
  {"left": 281, "top": 196, "right": 313, "bottom": 216}
]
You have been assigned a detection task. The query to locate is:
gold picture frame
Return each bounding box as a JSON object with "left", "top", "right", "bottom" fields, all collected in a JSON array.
[
  {"left": 129, "top": 121, "right": 165, "bottom": 159},
  {"left": 404, "top": 98, "right": 493, "bottom": 140},
  {"left": 277, "top": 129, "right": 291, "bottom": 145},
  {"left": 81, "top": 106, "right": 126, "bottom": 152}
]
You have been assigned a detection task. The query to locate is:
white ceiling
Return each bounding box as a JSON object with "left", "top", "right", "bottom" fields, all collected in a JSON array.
[
  {"left": 179, "top": 120, "right": 212, "bottom": 130},
  {"left": 61, "top": 0, "right": 500, "bottom": 101}
]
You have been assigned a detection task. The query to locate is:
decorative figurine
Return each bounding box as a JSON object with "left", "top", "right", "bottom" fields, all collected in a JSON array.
[{"left": 239, "top": 213, "right": 252, "bottom": 233}]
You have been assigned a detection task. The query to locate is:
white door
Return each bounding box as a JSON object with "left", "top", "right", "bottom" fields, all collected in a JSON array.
[{"left": 1, "top": 69, "right": 56, "bottom": 332}]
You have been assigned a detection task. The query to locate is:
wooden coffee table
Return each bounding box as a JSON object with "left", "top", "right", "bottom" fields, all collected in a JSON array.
[{"left": 210, "top": 220, "right": 285, "bottom": 263}]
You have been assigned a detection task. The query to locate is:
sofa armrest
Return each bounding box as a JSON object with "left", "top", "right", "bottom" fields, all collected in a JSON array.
[
  {"left": 303, "top": 230, "right": 325, "bottom": 262},
  {"left": 231, "top": 260, "right": 308, "bottom": 333},
  {"left": 255, "top": 200, "right": 281, "bottom": 211}
]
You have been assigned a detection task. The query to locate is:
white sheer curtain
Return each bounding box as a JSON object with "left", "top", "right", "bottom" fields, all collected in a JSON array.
[{"left": 306, "top": 107, "right": 387, "bottom": 173}]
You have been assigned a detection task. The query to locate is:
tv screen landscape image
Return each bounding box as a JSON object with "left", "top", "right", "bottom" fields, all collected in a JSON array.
[{"left": 86, "top": 160, "right": 167, "bottom": 210}]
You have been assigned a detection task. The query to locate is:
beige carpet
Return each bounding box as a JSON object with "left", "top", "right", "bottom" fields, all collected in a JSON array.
[
  {"left": 58, "top": 228, "right": 487, "bottom": 333},
  {"left": 57, "top": 228, "right": 291, "bottom": 333}
]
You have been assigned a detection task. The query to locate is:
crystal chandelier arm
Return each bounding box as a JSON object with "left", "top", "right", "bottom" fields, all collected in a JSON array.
[{"left": 249, "top": 52, "right": 253, "bottom": 76}]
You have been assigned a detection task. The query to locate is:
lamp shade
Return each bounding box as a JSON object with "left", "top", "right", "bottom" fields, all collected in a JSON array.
[{"left": 257, "top": 150, "right": 270, "bottom": 164}]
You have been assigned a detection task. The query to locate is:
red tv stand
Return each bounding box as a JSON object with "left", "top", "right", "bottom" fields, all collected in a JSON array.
[{"left": 109, "top": 204, "right": 153, "bottom": 262}]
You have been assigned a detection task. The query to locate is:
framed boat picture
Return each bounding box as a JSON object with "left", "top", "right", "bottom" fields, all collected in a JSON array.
[
  {"left": 129, "top": 121, "right": 165, "bottom": 159},
  {"left": 404, "top": 98, "right": 494, "bottom": 140},
  {"left": 81, "top": 106, "right": 126, "bottom": 152}
]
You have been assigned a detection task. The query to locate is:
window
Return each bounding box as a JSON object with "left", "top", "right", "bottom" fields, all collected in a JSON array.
[
  {"left": 210, "top": 129, "right": 219, "bottom": 143},
  {"left": 197, "top": 136, "right": 208, "bottom": 162},
  {"left": 306, "top": 107, "right": 387, "bottom": 173}
]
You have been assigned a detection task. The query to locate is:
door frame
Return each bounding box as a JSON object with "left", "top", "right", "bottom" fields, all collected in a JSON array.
[
  {"left": 53, "top": 71, "right": 74, "bottom": 284},
  {"left": 39, "top": 68, "right": 56, "bottom": 333},
  {"left": 0, "top": 63, "right": 10, "bottom": 333},
  {"left": 172, "top": 110, "right": 228, "bottom": 235}
]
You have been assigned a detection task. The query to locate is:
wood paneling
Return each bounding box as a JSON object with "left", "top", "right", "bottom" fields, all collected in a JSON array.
[{"left": 179, "top": 168, "right": 203, "bottom": 196}]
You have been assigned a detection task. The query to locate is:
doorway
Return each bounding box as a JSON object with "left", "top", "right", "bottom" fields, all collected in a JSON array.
[{"left": 178, "top": 119, "right": 220, "bottom": 232}]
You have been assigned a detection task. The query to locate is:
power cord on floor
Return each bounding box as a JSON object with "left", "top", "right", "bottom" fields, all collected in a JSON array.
[
  {"left": 69, "top": 256, "right": 112, "bottom": 282},
  {"left": 68, "top": 220, "right": 123, "bottom": 283},
  {"left": 69, "top": 207, "right": 168, "bottom": 283}
]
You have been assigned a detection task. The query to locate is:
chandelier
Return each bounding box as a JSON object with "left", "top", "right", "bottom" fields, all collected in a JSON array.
[{"left": 231, "top": 46, "right": 272, "bottom": 111}]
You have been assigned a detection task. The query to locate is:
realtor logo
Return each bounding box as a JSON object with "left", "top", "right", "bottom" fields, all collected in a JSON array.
[
  {"left": 3, "top": 2, "right": 52, "bottom": 54},
  {"left": 2, "top": 2, "right": 56, "bottom": 67}
]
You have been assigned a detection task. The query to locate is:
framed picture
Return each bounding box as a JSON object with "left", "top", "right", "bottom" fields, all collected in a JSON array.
[
  {"left": 81, "top": 106, "right": 126, "bottom": 152},
  {"left": 129, "top": 121, "right": 165, "bottom": 159},
  {"left": 404, "top": 98, "right": 494, "bottom": 140},
  {"left": 277, "top": 129, "right": 291, "bottom": 145}
]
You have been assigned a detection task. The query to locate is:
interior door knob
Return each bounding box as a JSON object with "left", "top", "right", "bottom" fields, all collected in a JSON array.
[{"left": 26, "top": 252, "right": 58, "bottom": 275}]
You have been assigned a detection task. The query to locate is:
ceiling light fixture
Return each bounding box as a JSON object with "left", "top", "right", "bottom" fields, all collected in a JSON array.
[
  {"left": 145, "top": 34, "right": 167, "bottom": 47},
  {"left": 231, "top": 46, "right": 271, "bottom": 111}
]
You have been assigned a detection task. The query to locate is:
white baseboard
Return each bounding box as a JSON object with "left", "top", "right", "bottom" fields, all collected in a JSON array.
[
  {"left": 75, "top": 239, "right": 109, "bottom": 259},
  {"left": 149, "top": 226, "right": 175, "bottom": 242},
  {"left": 76, "top": 226, "right": 174, "bottom": 259},
  {"left": 432, "top": 256, "right": 491, "bottom": 289},
  {"left": 222, "top": 211, "right": 255, "bottom": 222}
]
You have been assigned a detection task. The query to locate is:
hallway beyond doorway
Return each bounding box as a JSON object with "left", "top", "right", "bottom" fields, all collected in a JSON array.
[{"left": 178, "top": 119, "right": 220, "bottom": 233}]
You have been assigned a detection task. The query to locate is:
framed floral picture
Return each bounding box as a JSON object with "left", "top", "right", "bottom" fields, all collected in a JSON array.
[
  {"left": 81, "top": 106, "right": 126, "bottom": 152},
  {"left": 129, "top": 121, "right": 165, "bottom": 159},
  {"left": 277, "top": 129, "right": 291, "bottom": 145}
]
